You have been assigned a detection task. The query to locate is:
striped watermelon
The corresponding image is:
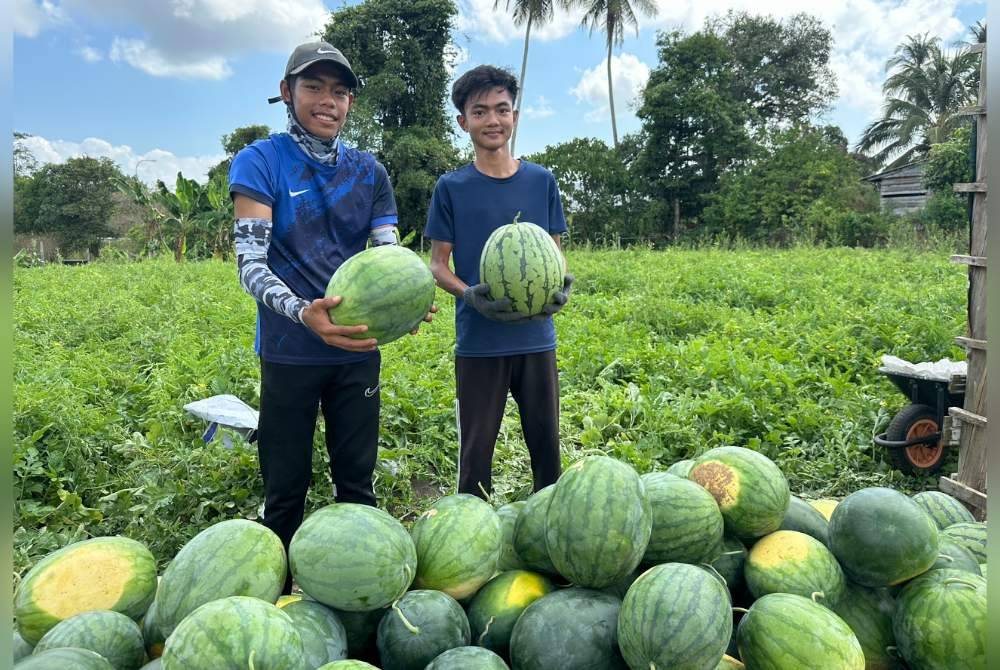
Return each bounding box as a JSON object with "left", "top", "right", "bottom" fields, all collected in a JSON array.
[
  {"left": 832, "top": 583, "right": 901, "bottom": 670},
  {"left": 688, "top": 446, "right": 790, "bottom": 539},
  {"left": 281, "top": 600, "right": 348, "bottom": 667},
  {"left": 14, "top": 536, "right": 157, "bottom": 645},
  {"left": 316, "top": 663, "right": 380, "bottom": 670},
  {"left": 426, "top": 646, "right": 510, "bottom": 669},
  {"left": 778, "top": 495, "right": 830, "bottom": 546},
  {"left": 893, "top": 569, "right": 986, "bottom": 670},
  {"left": 512, "top": 485, "right": 559, "bottom": 577},
  {"left": 828, "top": 487, "right": 939, "bottom": 587},
  {"left": 33, "top": 610, "right": 145, "bottom": 670},
  {"left": 15, "top": 648, "right": 115, "bottom": 669},
  {"left": 545, "top": 456, "right": 652, "bottom": 588},
  {"left": 496, "top": 501, "right": 526, "bottom": 571},
  {"left": 466, "top": 570, "right": 555, "bottom": 658},
  {"left": 942, "top": 521, "right": 987, "bottom": 562},
  {"left": 479, "top": 217, "right": 564, "bottom": 317},
  {"left": 640, "top": 472, "right": 724, "bottom": 565},
  {"left": 618, "top": 563, "right": 732, "bottom": 670},
  {"left": 931, "top": 536, "right": 982, "bottom": 575},
  {"left": 376, "top": 590, "right": 471, "bottom": 670},
  {"left": 737, "top": 593, "right": 865, "bottom": 669},
  {"left": 411, "top": 494, "right": 502, "bottom": 599},
  {"left": 160, "top": 596, "right": 306, "bottom": 670},
  {"left": 912, "top": 491, "right": 975, "bottom": 529},
  {"left": 509, "top": 588, "right": 626, "bottom": 669},
  {"left": 290, "top": 503, "right": 416, "bottom": 611},
  {"left": 709, "top": 535, "right": 748, "bottom": 594},
  {"left": 156, "top": 519, "right": 286, "bottom": 636},
  {"left": 325, "top": 245, "right": 436, "bottom": 345},
  {"left": 666, "top": 459, "right": 694, "bottom": 477},
  {"left": 744, "top": 530, "right": 845, "bottom": 605}
]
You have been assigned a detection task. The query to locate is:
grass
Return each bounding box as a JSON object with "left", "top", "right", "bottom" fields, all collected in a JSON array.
[{"left": 13, "top": 246, "right": 966, "bottom": 576}]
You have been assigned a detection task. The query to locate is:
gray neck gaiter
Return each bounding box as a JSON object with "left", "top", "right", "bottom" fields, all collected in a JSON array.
[{"left": 286, "top": 104, "right": 339, "bottom": 165}]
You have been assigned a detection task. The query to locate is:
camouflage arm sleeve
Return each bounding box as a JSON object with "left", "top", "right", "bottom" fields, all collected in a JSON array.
[{"left": 234, "top": 217, "right": 310, "bottom": 324}]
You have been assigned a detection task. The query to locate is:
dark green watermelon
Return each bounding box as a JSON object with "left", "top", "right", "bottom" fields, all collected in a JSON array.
[
  {"left": 466, "top": 570, "right": 555, "bottom": 659},
  {"left": 282, "top": 600, "right": 348, "bottom": 668},
  {"left": 832, "top": 582, "right": 901, "bottom": 670},
  {"left": 640, "top": 472, "right": 724, "bottom": 565},
  {"left": 893, "top": 569, "right": 986, "bottom": 670},
  {"left": 545, "top": 456, "right": 652, "bottom": 588},
  {"left": 828, "top": 487, "right": 939, "bottom": 587},
  {"left": 509, "top": 588, "right": 626, "bottom": 669},
  {"left": 33, "top": 609, "right": 145, "bottom": 670},
  {"left": 376, "top": 590, "right": 470, "bottom": 670},
  {"left": 709, "top": 535, "right": 748, "bottom": 593},
  {"left": 512, "top": 485, "right": 559, "bottom": 577},
  {"left": 930, "top": 536, "right": 982, "bottom": 575},
  {"left": 496, "top": 501, "right": 526, "bottom": 571},
  {"left": 426, "top": 646, "right": 510, "bottom": 669},
  {"left": 779, "top": 495, "right": 830, "bottom": 546},
  {"left": 618, "top": 563, "right": 731, "bottom": 670},
  {"left": 330, "top": 607, "right": 383, "bottom": 661},
  {"left": 17, "top": 648, "right": 115, "bottom": 669}
]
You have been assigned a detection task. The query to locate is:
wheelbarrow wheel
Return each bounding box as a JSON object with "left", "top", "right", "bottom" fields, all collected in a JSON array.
[{"left": 884, "top": 403, "right": 949, "bottom": 475}]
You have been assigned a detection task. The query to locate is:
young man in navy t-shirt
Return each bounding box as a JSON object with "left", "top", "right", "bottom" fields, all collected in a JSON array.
[
  {"left": 425, "top": 65, "right": 573, "bottom": 498},
  {"left": 229, "top": 41, "right": 430, "bottom": 590}
]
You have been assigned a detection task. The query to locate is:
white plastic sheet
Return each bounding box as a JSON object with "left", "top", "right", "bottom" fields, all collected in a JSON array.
[
  {"left": 183, "top": 394, "right": 259, "bottom": 447},
  {"left": 878, "top": 355, "right": 967, "bottom": 382}
]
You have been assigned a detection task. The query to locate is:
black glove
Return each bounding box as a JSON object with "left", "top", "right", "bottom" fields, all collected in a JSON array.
[
  {"left": 463, "top": 283, "right": 525, "bottom": 322},
  {"left": 537, "top": 273, "right": 574, "bottom": 317}
]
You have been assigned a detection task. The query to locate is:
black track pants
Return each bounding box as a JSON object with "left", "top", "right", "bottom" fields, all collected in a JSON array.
[
  {"left": 455, "top": 350, "right": 561, "bottom": 498},
  {"left": 257, "top": 355, "right": 381, "bottom": 587}
]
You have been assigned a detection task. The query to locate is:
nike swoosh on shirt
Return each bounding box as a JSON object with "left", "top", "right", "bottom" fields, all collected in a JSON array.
[{"left": 289, "top": 189, "right": 310, "bottom": 197}]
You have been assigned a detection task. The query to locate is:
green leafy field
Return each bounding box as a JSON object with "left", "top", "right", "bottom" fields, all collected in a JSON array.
[{"left": 13, "top": 248, "right": 965, "bottom": 576}]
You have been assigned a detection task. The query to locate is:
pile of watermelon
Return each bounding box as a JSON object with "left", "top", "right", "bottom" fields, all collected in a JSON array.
[{"left": 12, "top": 448, "right": 987, "bottom": 669}]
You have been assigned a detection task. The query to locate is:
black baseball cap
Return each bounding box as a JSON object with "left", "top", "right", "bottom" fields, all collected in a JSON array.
[{"left": 267, "top": 41, "right": 360, "bottom": 104}]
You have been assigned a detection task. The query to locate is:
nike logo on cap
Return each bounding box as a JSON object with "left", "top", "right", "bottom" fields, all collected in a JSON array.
[
  {"left": 289, "top": 189, "right": 309, "bottom": 197},
  {"left": 317, "top": 49, "right": 337, "bottom": 54}
]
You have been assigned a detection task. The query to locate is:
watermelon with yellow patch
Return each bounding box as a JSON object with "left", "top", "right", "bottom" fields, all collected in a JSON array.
[
  {"left": 809, "top": 499, "right": 839, "bottom": 521},
  {"left": 466, "top": 570, "right": 556, "bottom": 660},
  {"left": 14, "top": 536, "right": 157, "bottom": 645},
  {"left": 744, "top": 530, "right": 845, "bottom": 605},
  {"left": 410, "top": 494, "right": 503, "bottom": 600},
  {"left": 688, "top": 447, "right": 790, "bottom": 539}
]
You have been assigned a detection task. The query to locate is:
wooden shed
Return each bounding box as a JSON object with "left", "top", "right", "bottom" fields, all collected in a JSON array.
[{"left": 862, "top": 161, "right": 928, "bottom": 214}]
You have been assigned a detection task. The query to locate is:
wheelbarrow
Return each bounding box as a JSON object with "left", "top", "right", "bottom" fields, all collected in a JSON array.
[{"left": 873, "top": 358, "right": 966, "bottom": 475}]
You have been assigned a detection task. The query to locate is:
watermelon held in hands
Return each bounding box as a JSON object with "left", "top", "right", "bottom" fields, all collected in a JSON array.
[
  {"left": 33, "top": 609, "right": 145, "bottom": 670},
  {"left": 479, "top": 216, "right": 564, "bottom": 317},
  {"left": 155, "top": 519, "right": 286, "bottom": 637},
  {"left": 290, "top": 503, "right": 416, "bottom": 612},
  {"left": 325, "top": 244, "right": 436, "bottom": 345},
  {"left": 410, "top": 494, "right": 503, "bottom": 600},
  {"left": 14, "top": 536, "right": 157, "bottom": 645},
  {"left": 160, "top": 596, "right": 307, "bottom": 670}
]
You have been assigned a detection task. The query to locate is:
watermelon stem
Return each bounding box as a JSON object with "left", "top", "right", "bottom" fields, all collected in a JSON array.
[
  {"left": 391, "top": 600, "right": 421, "bottom": 634},
  {"left": 478, "top": 616, "right": 496, "bottom": 645},
  {"left": 810, "top": 591, "right": 826, "bottom": 603},
  {"left": 942, "top": 577, "right": 979, "bottom": 589},
  {"left": 477, "top": 481, "right": 493, "bottom": 503},
  {"left": 732, "top": 607, "right": 750, "bottom": 614},
  {"left": 248, "top": 650, "right": 257, "bottom": 670},
  {"left": 938, "top": 554, "right": 954, "bottom": 562},
  {"left": 699, "top": 562, "right": 729, "bottom": 586},
  {"left": 886, "top": 645, "right": 901, "bottom": 659},
  {"left": 513, "top": 212, "right": 522, "bottom": 224}
]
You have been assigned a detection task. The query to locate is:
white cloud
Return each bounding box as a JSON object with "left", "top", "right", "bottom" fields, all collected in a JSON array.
[
  {"left": 520, "top": 95, "right": 555, "bottom": 119},
  {"left": 456, "top": 0, "right": 584, "bottom": 43},
  {"left": 78, "top": 45, "right": 103, "bottom": 62},
  {"left": 18, "top": 134, "right": 226, "bottom": 186},
  {"left": 24, "top": 0, "right": 330, "bottom": 79},
  {"left": 14, "top": 0, "right": 66, "bottom": 37},
  {"left": 570, "top": 53, "right": 650, "bottom": 123}
]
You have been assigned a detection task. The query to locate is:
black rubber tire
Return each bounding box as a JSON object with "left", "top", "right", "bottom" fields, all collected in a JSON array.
[{"left": 884, "top": 403, "right": 948, "bottom": 475}]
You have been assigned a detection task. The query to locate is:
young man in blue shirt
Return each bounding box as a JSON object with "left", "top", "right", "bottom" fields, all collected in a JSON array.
[
  {"left": 229, "top": 41, "right": 428, "bottom": 589},
  {"left": 425, "top": 65, "right": 572, "bottom": 498}
]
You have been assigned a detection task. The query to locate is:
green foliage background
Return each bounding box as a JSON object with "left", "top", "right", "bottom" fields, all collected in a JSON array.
[{"left": 13, "top": 248, "right": 965, "bottom": 577}]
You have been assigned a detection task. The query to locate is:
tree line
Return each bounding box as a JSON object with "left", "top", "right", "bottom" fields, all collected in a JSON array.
[{"left": 12, "top": 1, "right": 984, "bottom": 261}]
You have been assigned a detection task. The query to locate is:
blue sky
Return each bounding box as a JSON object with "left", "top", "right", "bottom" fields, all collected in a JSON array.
[{"left": 13, "top": 0, "right": 986, "bottom": 186}]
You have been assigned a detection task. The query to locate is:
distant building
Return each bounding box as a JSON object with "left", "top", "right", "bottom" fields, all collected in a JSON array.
[{"left": 862, "top": 160, "right": 929, "bottom": 214}]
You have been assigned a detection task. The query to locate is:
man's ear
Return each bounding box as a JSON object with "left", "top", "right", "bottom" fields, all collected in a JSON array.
[
  {"left": 457, "top": 114, "right": 468, "bottom": 132},
  {"left": 280, "top": 79, "right": 292, "bottom": 104}
]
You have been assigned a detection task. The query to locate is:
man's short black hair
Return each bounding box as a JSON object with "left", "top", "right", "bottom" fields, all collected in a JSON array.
[{"left": 451, "top": 65, "right": 518, "bottom": 115}]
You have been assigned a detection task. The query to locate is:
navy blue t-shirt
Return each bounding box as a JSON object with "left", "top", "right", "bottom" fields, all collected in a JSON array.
[
  {"left": 229, "top": 133, "right": 398, "bottom": 364},
  {"left": 424, "top": 161, "right": 567, "bottom": 357}
]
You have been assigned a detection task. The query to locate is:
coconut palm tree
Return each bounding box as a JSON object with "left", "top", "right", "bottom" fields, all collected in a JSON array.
[
  {"left": 494, "top": 0, "right": 564, "bottom": 156},
  {"left": 856, "top": 34, "right": 979, "bottom": 168},
  {"left": 571, "top": 0, "right": 657, "bottom": 148}
]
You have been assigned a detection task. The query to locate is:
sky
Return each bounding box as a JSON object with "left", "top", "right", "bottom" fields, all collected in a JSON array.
[{"left": 12, "top": 0, "right": 987, "bottom": 187}]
